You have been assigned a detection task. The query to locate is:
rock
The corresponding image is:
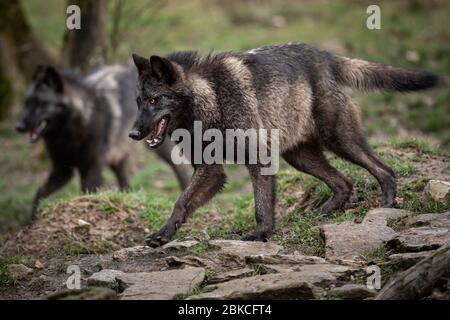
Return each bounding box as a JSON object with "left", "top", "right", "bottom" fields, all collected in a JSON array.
[
  {"left": 6, "top": 264, "right": 33, "bottom": 281},
  {"left": 189, "top": 264, "right": 352, "bottom": 300},
  {"left": 423, "top": 180, "right": 450, "bottom": 205},
  {"left": 327, "top": 284, "right": 376, "bottom": 300},
  {"left": 160, "top": 240, "right": 199, "bottom": 251},
  {"left": 117, "top": 267, "right": 205, "bottom": 300},
  {"left": 165, "top": 255, "right": 218, "bottom": 269},
  {"left": 112, "top": 246, "right": 152, "bottom": 262},
  {"left": 47, "top": 287, "right": 117, "bottom": 300},
  {"left": 321, "top": 221, "right": 395, "bottom": 262},
  {"left": 87, "top": 269, "right": 124, "bottom": 287},
  {"left": 363, "top": 208, "right": 412, "bottom": 224},
  {"left": 321, "top": 208, "right": 411, "bottom": 261},
  {"left": 388, "top": 251, "right": 435, "bottom": 268},
  {"left": 73, "top": 219, "right": 92, "bottom": 235},
  {"left": 208, "top": 240, "right": 282, "bottom": 259},
  {"left": 245, "top": 254, "right": 325, "bottom": 265},
  {"left": 387, "top": 226, "right": 450, "bottom": 252},
  {"left": 406, "top": 212, "right": 450, "bottom": 228},
  {"left": 207, "top": 268, "right": 254, "bottom": 284},
  {"left": 262, "top": 263, "right": 353, "bottom": 275},
  {"left": 34, "top": 260, "right": 44, "bottom": 269}
]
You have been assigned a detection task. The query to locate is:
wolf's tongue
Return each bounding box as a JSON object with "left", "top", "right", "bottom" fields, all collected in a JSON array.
[
  {"left": 155, "top": 118, "right": 165, "bottom": 137},
  {"left": 29, "top": 120, "right": 47, "bottom": 143}
]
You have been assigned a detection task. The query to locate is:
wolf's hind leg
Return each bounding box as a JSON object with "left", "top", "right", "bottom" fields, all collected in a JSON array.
[
  {"left": 30, "top": 166, "right": 74, "bottom": 223},
  {"left": 146, "top": 164, "right": 226, "bottom": 247},
  {"left": 243, "top": 164, "right": 277, "bottom": 241},
  {"left": 282, "top": 144, "right": 353, "bottom": 213},
  {"left": 80, "top": 163, "right": 104, "bottom": 193},
  {"left": 326, "top": 131, "right": 396, "bottom": 207},
  {"left": 110, "top": 157, "right": 130, "bottom": 190}
]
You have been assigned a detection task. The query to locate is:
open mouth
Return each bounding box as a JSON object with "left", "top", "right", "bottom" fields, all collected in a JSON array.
[
  {"left": 29, "top": 120, "right": 47, "bottom": 143},
  {"left": 146, "top": 116, "right": 169, "bottom": 148}
]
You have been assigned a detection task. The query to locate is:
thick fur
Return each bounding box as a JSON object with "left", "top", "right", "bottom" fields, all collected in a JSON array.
[
  {"left": 131, "top": 43, "right": 439, "bottom": 246},
  {"left": 17, "top": 65, "right": 189, "bottom": 223}
]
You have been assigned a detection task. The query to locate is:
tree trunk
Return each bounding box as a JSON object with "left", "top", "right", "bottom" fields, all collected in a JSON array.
[
  {"left": 375, "top": 243, "right": 450, "bottom": 300},
  {"left": 61, "top": 0, "right": 107, "bottom": 72},
  {"left": 0, "top": 0, "right": 56, "bottom": 118},
  {"left": 0, "top": 0, "right": 56, "bottom": 78}
]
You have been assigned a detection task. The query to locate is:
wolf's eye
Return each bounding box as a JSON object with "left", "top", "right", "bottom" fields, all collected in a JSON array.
[{"left": 149, "top": 97, "right": 157, "bottom": 105}]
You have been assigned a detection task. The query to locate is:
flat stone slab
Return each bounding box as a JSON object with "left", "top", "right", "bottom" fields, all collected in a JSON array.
[
  {"left": 327, "top": 284, "right": 376, "bottom": 300},
  {"left": 207, "top": 268, "right": 255, "bottom": 284},
  {"left": 160, "top": 240, "right": 199, "bottom": 251},
  {"left": 112, "top": 246, "right": 153, "bottom": 262},
  {"left": 47, "top": 287, "right": 117, "bottom": 300},
  {"left": 321, "top": 221, "right": 396, "bottom": 261},
  {"left": 387, "top": 226, "right": 450, "bottom": 252},
  {"left": 321, "top": 208, "right": 412, "bottom": 261},
  {"left": 388, "top": 251, "right": 435, "bottom": 269},
  {"left": 423, "top": 180, "right": 450, "bottom": 205},
  {"left": 165, "top": 255, "right": 219, "bottom": 269},
  {"left": 245, "top": 254, "right": 325, "bottom": 265},
  {"left": 117, "top": 267, "right": 205, "bottom": 300},
  {"left": 208, "top": 240, "right": 283, "bottom": 259},
  {"left": 406, "top": 212, "right": 450, "bottom": 228},
  {"left": 261, "top": 263, "right": 353, "bottom": 274},
  {"left": 87, "top": 269, "right": 124, "bottom": 286},
  {"left": 189, "top": 263, "right": 351, "bottom": 300},
  {"left": 363, "top": 208, "right": 412, "bottom": 224}
]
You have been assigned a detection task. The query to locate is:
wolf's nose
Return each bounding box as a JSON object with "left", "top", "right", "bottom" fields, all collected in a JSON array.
[
  {"left": 128, "top": 130, "right": 141, "bottom": 140},
  {"left": 15, "top": 121, "right": 27, "bottom": 133}
]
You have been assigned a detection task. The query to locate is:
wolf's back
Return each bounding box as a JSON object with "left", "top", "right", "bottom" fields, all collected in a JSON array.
[{"left": 330, "top": 55, "right": 439, "bottom": 92}]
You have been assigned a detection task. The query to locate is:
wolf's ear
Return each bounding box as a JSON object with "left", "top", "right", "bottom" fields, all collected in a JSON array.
[
  {"left": 132, "top": 53, "right": 151, "bottom": 75},
  {"left": 150, "top": 55, "right": 178, "bottom": 85},
  {"left": 32, "top": 65, "right": 46, "bottom": 81},
  {"left": 40, "top": 66, "right": 63, "bottom": 93}
]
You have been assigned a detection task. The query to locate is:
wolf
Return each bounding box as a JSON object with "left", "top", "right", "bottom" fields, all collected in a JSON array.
[
  {"left": 16, "top": 65, "right": 189, "bottom": 223},
  {"left": 129, "top": 43, "right": 439, "bottom": 247}
]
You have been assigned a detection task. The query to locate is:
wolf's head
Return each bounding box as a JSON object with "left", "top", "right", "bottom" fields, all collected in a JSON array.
[
  {"left": 16, "top": 66, "right": 72, "bottom": 143},
  {"left": 129, "top": 54, "right": 191, "bottom": 148}
]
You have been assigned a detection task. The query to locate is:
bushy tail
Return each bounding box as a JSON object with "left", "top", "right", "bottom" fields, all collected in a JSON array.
[{"left": 330, "top": 55, "right": 440, "bottom": 92}]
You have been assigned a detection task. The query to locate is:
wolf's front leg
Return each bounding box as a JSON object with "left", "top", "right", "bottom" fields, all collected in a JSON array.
[
  {"left": 146, "top": 164, "right": 226, "bottom": 247},
  {"left": 244, "top": 164, "right": 276, "bottom": 241}
]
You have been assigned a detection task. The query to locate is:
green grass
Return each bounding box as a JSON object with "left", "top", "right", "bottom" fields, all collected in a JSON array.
[
  {"left": 207, "top": 193, "right": 256, "bottom": 239},
  {"left": 188, "top": 242, "right": 212, "bottom": 255},
  {"left": 273, "top": 210, "right": 325, "bottom": 256},
  {"left": 0, "top": 256, "right": 29, "bottom": 288}
]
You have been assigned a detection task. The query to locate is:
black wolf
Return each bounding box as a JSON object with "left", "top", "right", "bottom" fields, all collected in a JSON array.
[
  {"left": 130, "top": 43, "right": 439, "bottom": 246},
  {"left": 16, "top": 65, "right": 189, "bottom": 223}
]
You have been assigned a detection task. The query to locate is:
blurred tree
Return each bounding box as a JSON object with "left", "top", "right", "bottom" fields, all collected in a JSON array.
[
  {"left": 0, "top": 0, "right": 56, "bottom": 78},
  {"left": 0, "top": 0, "right": 56, "bottom": 119},
  {"left": 61, "top": 0, "right": 107, "bottom": 72},
  {"left": 0, "top": 0, "right": 108, "bottom": 119}
]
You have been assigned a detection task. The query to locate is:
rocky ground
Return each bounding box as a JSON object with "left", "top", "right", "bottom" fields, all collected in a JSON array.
[{"left": 0, "top": 145, "right": 449, "bottom": 300}]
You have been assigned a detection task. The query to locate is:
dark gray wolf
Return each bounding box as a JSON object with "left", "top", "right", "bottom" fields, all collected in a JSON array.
[
  {"left": 16, "top": 65, "right": 189, "bottom": 223},
  {"left": 130, "top": 43, "right": 439, "bottom": 247}
]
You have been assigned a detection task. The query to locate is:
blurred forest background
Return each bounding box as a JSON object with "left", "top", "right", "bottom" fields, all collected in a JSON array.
[{"left": 0, "top": 0, "right": 449, "bottom": 236}]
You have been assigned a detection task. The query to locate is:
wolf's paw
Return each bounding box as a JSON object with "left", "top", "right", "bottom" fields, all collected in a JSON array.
[
  {"left": 145, "top": 231, "right": 171, "bottom": 248},
  {"left": 242, "top": 230, "right": 270, "bottom": 242}
]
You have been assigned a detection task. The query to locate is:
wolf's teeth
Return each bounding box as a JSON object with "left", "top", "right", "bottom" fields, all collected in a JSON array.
[{"left": 38, "top": 120, "right": 47, "bottom": 131}]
